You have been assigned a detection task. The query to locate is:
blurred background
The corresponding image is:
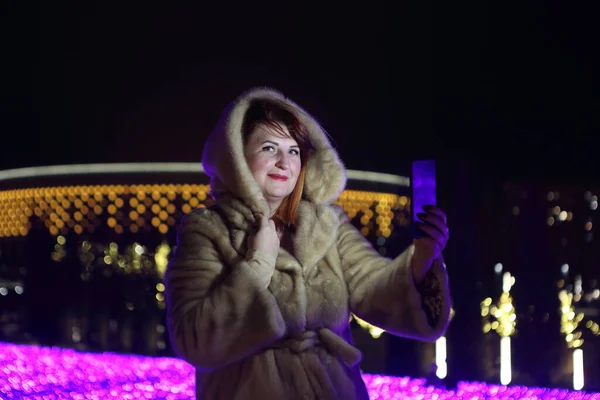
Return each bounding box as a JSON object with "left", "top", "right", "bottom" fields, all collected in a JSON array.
[{"left": 1, "top": 0, "right": 599, "bottom": 393}]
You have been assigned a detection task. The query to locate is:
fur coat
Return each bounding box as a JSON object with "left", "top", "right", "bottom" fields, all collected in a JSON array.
[{"left": 164, "top": 88, "right": 452, "bottom": 399}]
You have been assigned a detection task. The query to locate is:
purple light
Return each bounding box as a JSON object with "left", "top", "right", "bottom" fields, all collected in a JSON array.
[
  {"left": 0, "top": 343, "right": 195, "bottom": 399},
  {"left": 0, "top": 343, "right": 598, "bottom": 399}
]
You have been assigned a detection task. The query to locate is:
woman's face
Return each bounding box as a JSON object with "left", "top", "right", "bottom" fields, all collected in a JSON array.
[{"left": 244, "top": 123, "right": 301, "bottom": 209}]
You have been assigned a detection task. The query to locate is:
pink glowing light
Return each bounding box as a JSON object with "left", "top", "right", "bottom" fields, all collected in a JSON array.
[{"left": 0, "top": 342, "right": 598, "bottom": 399}]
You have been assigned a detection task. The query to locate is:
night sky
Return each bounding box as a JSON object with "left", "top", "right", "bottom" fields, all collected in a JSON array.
[{"left": 2, "top": 2, "right": 599, "bottom": 182}]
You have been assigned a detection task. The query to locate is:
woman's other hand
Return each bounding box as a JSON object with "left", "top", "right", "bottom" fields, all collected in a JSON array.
[
  {"left": 247, "top": 212, "right": 280, "bottom": 261},
  {"left": 411, "top": 205, "right": 449, "bottom": 283}
]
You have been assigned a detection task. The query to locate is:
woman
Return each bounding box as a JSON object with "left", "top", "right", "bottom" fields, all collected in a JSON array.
[{"left": 165, "top": 87, "right": 452, "bottom": 399}]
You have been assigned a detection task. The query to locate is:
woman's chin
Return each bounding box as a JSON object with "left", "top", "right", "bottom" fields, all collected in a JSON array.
[{"left": 264, "top": 191, "right": 292, "bottom": 204}]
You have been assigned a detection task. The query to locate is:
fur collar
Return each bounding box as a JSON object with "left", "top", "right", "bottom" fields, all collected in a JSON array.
[
  {"left": 201, "top": 87, "right": 348, "bottom": 217},
  {"left": 214, "top": 196, "right": 348, "bottom": 270}
]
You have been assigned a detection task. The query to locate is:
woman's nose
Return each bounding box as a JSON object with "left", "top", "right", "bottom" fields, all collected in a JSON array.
[{"left": 275, "top": 154, "right": 290, "bottom": 169}]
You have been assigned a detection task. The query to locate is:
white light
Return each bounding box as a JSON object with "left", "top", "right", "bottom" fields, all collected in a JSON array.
[
  {"left": 134, "top": 245, "right": 144, "bottom": 255},
  {"left": 0, "top": 287, "right": 7, "bottom": 296},
  {"left": 0, "top": 163, "right": 409, "bottom": 187},
  {"left": 494, "top": 263, "right": 503, "bottom": 274},
  {"left": 561, "top": 264, "right": 569, "bottom": 275},
  {"left": 349, "top": 170, "right": 409, "bottom": 186},
  {"left": 573, "top": 349, "right": 584, "bottom": 390},
  {"left": 14, "top": 285, "right": 23, "bottom": 295},
  {"left": 435, "top": 336, "right": 447, "bottom": 379},
  {"left": 502, "top": 272, "right": 513, "bottom": 293},
  {"left": 591, "top": 201, "right": 598, "bottom": 211},
  {"left": 593, "top": 289, "right": 600, "bottom": 299},
  {"left": 559, "top": 211, "right": 568, "bottom": 221},
  {"left": 500, "top": 337, "right": 512, "bottom": 385},
  {"left": 71, "top": 327, "right": 81, "bottom": 343},
  {"left": 0, "top": 163, "right": 205, "bottom": 181},
  {"left": 575, "top": 275, "right": 582, "bottom": 295}
]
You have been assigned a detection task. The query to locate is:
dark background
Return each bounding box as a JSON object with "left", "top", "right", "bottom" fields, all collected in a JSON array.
[{"left": 2, "top": 2, "right": 598, "bottom": 181}]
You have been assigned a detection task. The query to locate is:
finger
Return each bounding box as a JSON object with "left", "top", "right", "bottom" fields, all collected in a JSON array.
[
  {"left": 254, "top": 213, "right": 262, "bottom": 231},
  {"left": 416, "top": 222, "right": 446, "bottom": 247},
  {"left": 417, "top": 212, "right": 448, "bottom": 237},
  {"left": 268, "top": 219, "right": 276, "bottom": 230},
  {"left": 262, "top": 213, "right": 271, "bottom": 228},
  {"left": 254, "top": 212, "right": 267, "bottom": 230},
  {"left": 422, "top": 205, "right": 447, "bottom": 222}
]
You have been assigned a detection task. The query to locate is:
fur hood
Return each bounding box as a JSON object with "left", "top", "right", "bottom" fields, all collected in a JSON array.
[{"left": 201, "top": 87, "right": 347, "bottom": 216}]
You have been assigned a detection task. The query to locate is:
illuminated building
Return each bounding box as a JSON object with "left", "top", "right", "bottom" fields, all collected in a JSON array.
[
  {"left": 480, "top": 182, "right": 600, "bottom": 390},
  {"left": 549, "top": 189, "right": 600, "bottom": 391},
  {"left": 0, "top": 163, "right": 413, "bottom": 368}
]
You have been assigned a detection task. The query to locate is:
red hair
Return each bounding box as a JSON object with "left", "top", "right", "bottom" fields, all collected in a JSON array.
[{"left": 242, "top": 99, "right": 314, "bottom": 227}]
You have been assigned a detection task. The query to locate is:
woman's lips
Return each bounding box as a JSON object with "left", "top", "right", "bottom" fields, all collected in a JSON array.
[{"left": 268, "top": 174, "right": 288, "bottom": 181}]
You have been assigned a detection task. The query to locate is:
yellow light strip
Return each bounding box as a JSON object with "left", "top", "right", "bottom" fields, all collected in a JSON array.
[{"left": 0, "top": 185, "right": 408, "bottom": 238}]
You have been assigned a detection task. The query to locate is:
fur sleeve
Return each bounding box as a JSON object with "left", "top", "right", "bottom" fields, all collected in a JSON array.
[
  {"left": 337, "top": 222, "right": 451, "bottom": 341},
  {"left": 164, "top": 211, "right": 286, "bottom": 372}
]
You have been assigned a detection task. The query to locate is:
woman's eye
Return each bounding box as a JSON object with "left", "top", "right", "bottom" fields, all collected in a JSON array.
[
  {"left": 290, "top": 149, "right": 300, "bottom": 156},
  {"left": 262, "top": 146, "right": 275, "bottom": 152}
]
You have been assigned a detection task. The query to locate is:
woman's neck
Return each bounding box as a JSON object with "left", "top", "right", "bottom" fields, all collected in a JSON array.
[{"left": 266, "top": 200, "right": 282, "bottom": 218}]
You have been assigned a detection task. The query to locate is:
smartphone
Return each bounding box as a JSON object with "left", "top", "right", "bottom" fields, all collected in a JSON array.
[{"left": 411, "top": 160, "right": 437, "bottom": 238}]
